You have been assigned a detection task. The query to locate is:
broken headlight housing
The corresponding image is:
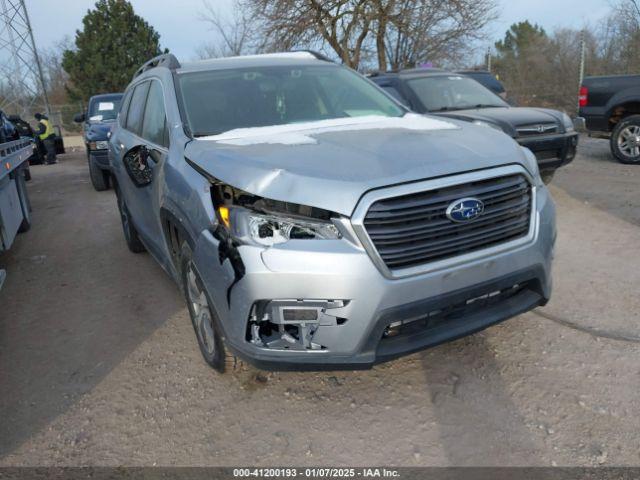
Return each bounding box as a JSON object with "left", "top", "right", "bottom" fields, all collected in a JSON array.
[{"left": 223, "top": 206, "right": 341, "bottom": 246}]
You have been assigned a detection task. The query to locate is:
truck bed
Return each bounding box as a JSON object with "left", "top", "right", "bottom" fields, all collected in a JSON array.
[{"left": 0, "top": 138, "right": 34, "bottom": 254}]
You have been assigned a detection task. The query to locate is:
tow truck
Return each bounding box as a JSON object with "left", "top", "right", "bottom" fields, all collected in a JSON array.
[{"left": 0, "top": 137, "right": 35, "bottom": 291}]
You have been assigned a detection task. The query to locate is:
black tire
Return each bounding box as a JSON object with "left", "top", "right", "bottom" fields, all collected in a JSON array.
[
  {"left": 115, "top": 189, "right": 146, "bottom": 253},
  {"left": 88, "top": 156, "right": 110, "bottom": 191},
  {"left": 541, "top": 170, "right": 555, "bottom": 185},
  {"left": 180, "top": 242, "right": 239, "bottom": 373},
  {"left": 16, "top": 169, "right": 32, "bottom": 233},
  {"left": 610, "top": 115, "right": 640, "bottom": 164}
]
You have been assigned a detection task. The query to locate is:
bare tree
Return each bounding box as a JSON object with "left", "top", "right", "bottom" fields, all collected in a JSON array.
[
  {"left": 41, "top": 37, "right": 73, "bottom": 105},
  {"left": 240, "top": 0, "right": 375, "bottom": 68},
  {"left": 596, "top": 0, "right": 640, "bottom": 74},
  {"left": 198, "top": 0, "right": 256, "bottom": 59},
  {"left": 237, "top": 0, "right": 496, "bottom": 70},
  {"left": 384, "top": 0, "right": 497, "bottom": 70}
]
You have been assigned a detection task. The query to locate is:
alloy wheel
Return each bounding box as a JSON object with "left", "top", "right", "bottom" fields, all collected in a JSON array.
[
  {"left": 617, "top": 125, "right": 640, "bottom": 159},
  {"left": 186, "top": 263, "right": 216, "bottom": 356}
]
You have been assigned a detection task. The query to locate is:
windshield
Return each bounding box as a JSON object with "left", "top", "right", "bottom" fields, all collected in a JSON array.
[
  {"left": 88, "top": 95, "right": 123, "bottom": 122},
  {"left": 178, "top": 64, "right": 406, "bottom": 136},
  {"left": 407, "top": 75, "right": 508, "bottom": 112}
]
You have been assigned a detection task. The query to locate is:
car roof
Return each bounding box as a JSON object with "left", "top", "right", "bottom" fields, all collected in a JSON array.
[
  {"left": 177, "top": 52, "right": 331, "bottom": 73},
  {"left": 370, "top": 68, "right": 460, "bottom": 80}
]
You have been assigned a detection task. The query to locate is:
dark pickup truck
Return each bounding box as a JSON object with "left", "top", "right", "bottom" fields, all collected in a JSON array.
[
  {"left": 74, "top": 93, "right": 123, "bottom": 191},
  {"left": 579, "top": 74, "right": 640, "bottom": 164}
]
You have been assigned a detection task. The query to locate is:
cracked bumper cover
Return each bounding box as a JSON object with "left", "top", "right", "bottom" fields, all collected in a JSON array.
[{"left": 192, "top": 185, "right": 556, "bottom": 370}]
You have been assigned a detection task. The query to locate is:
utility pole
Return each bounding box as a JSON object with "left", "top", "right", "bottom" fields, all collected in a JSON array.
[
  {"left": 486, "top": 46, "right": 492, "bottom": 72},
  {"left": 577, "top": 29, "right": 586, "bottom": 112},
  {"left": 0, "top": 0, "right": 52, "bottom": 119}
]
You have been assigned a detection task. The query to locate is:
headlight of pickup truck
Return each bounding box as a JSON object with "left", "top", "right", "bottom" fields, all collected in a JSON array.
[
  {"left": 562, "top": 113, "right": 575, "bottom": 132},
  {"left": 220, "top": 206, "right": 341, "bottom": 246},
  {"left": 88, "top": 140, "right": 109, "bottom": 150}
]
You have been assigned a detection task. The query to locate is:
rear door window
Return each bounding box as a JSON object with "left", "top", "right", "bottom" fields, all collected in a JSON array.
[
  {"left": 141, "top": 81, "right": 169, "bottom": 148},
  {"left": 125, "top": 82, "right": 150, "bottom": 135},
  {"left": 119, "top": 90, "right": 133, "bottom": 126}
]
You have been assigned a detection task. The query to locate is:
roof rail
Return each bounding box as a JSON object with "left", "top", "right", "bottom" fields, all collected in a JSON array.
[
  {"left": 293, "top": 50, "right": 334, "bottom": 63},
  {"left": 133, "top": 53, "right": 181, "bottom": 80}
]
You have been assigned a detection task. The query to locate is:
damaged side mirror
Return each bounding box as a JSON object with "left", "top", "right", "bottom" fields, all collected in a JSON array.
[{"left": 123, "top": 145, "right": 154, "bottom": 187}]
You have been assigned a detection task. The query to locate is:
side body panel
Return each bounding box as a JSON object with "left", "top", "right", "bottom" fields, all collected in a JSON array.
[{"left": 580, "top": 75, "right": 640, "bottom": 132}]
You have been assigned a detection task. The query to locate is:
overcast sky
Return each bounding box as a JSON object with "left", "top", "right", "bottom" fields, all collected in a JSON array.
[{"left": 28, "top": 0, "right": 613, "bottom": 62}]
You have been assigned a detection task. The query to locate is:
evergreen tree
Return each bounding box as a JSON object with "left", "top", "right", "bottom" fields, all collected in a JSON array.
[
  {"left": 495, "top": 21, "right": 547, "bottom": 58},
  {"left": 62, "top": 0, "right": 165, "bottom": 101}
]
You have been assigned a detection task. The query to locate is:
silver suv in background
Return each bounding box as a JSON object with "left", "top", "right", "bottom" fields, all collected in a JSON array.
[{"left": 109, "top": 52, "right": 556, "bottom": 373}]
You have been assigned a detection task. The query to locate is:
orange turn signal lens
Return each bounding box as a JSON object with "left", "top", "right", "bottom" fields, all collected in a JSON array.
[{"left": 217, "top": 206, "right": 230, "bottom": 227}]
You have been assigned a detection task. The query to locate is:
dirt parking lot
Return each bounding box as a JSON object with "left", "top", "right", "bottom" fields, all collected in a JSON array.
[{"left": 0, "top": 136, "right": 639, "bottom": 467}]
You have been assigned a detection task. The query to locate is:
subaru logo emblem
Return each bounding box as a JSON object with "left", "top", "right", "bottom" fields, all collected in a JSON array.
[
  {"left": 537, "top": 125, "right": 546, "bottom": 133},
  {"left": 446, "top": 198, "right": 485, "bottom": 223}
]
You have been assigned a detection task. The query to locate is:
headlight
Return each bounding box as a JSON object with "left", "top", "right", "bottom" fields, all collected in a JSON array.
[
  {"left": 221, "top": 206, "right": 341, "bottom": 246},
  {"left": 472, "top": 120, "right": 504, "bottom": 132},
  {"left": 562, "top": 113, "right": 575, "bottom": 132},
  {"left": 88, "top": 140, "right": 108, "bottom": 150}
]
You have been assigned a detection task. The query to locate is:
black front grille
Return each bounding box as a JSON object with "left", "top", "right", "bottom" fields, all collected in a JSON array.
[
  {"left": 381, "top": 281, "right": 532, "bottom": 341},
  {"left": 364, "top": 174, "right": 532, "bottom": 270}
]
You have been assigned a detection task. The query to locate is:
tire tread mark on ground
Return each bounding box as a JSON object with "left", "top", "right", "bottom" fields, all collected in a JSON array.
[{"left": 533, "top": 309, "right": 640, "bottom": 344}]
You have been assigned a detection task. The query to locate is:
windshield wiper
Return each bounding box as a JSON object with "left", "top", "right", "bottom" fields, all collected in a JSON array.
[
  {"left": 471, "top": 104, "right": 506, "bottom": 109},
  {"left": 432, "top": 104, "right": 505, "bottom": 112}
]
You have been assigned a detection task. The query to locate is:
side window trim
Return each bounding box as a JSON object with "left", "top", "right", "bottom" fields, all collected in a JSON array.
[
  {"left": 140, "top": 78, "right": 170, "bottom": 150},
  {"left": 119, "top": 90, "right": 133, "bottom": 127}
]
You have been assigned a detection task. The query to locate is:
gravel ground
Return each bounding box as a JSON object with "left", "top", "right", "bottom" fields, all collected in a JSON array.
[{"left": 0, "top": 136, "right": 639, "bottom": 466}]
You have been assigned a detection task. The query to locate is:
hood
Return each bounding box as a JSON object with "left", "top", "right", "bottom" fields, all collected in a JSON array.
[
  {"left": 85, "top": 121, "right": 114, "bottom": 141},
  {"left": 435, "top": 107, "right": 564, "bottom": 138},
  {"left": 185, "top": 115, "right": 532, "bottom": 216}
]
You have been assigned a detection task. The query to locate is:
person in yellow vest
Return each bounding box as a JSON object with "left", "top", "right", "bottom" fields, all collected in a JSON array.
[{"left": 34, "top": 113, "right": 57, "bottom": 164}]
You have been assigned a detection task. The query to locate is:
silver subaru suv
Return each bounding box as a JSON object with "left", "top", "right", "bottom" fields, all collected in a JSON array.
[{"left": 109, "top": 51, "right": 555, "bottom": 373}]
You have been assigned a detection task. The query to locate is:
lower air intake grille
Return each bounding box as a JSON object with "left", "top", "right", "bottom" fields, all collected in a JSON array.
[{"left": 363, "top": 174, "right": 532, "bottom": 270}]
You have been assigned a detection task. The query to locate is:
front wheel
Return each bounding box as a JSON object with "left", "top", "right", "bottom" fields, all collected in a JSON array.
[
  {"left": 88, "top": 156, "right": 110, "bottom": 191},
  {"left": 611, "top": 115, "right": 640, "bottom": 164},
  {"left": 181, "top": 243, "right": 240, "bottom": 373}
]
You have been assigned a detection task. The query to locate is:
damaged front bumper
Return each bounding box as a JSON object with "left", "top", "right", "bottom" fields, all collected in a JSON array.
[{"left": 191, "top": 184, "right": 556, "bottom": 371}]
